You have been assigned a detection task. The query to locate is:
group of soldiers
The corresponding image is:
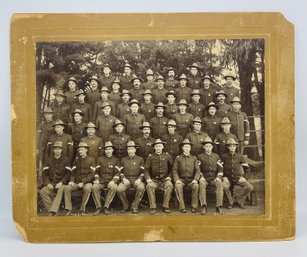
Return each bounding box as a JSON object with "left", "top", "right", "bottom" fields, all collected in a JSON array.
[{"left": 37, "top": 62, "right": 253, "bottom": 216}]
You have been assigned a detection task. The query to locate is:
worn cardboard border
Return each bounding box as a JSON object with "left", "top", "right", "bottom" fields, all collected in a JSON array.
[{"left": 10, "top": 13, "right": 295, "bottom": 242}]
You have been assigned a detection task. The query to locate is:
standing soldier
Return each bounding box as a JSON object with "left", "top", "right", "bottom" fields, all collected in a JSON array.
[
  {"left": 189, "top": 89, "right": 205, "bottom": 118},
  {"left": 152, "top": 75, "right": 168, "bottom": 104},
  {"left": 120, "top": 61, "right": 134, "bottom": 90},
  {"left": 144, "top": 139, "right": 174, "bottom": 214},
  {"left": 165, "top": 67, "right": 178, "bottom": 90},
  {"left": 109, "top": 78, "right": 122, "bottom": 105},
  {"left": 108, "top": 119, "right": 131, "bottom": 160},
  {"left": 64, "top": 77, "right": 79, "bottom": 107},
  {"left": 150, "top": 102, "right": 169, "bottom": 139},
  {"left": 92, "top": 141, "right": 121, "bottom": 215},
  {"left": 173, "top": 99, "right": 194, "bottom": 138},
  {"left": 50, "top": 89, "right": 71, "bottom": 124},
  {"left": 117, "top": 141, "right": 146, "bottom": 214},
  {"left": 161, "top": 119, "right": 183, "bottom": 160},
  {"left": 123, "top": 99, "right": 146, "bottom": 141},
  {"left": 116, "top": 89, "right": 131, "bottom": 120},
  {"left": 175, "top": 74, "right": 192, "bottom": 103},
  {"left": 142, "top": 69, "right": 156, "bottom": 90},
  {"left": 40, "top": 141, "right": 71, "bottom": 216},
  {"left": 80, "top": 122, "right": 103, "bottom": 160},
  {"left": 188, "top": 63, "right": 202, "bottom": 89},
  {"left": 226, "top": 97, "right": 250, "bottom": 154},
  {"left": 164, "top": 90, "right": 178, "bottom": 119},
  {"left": 135, "top": 121, "right": 155, "bottom": 160},
  {"left": 203, "top": 102, "right": 221, "bottom": 139},
  {"left": 186, "top": 117, "right": 209, "bottom": 156},
  {"left": 221, "top": 138, "right": 253, "bottom": 209},
  {"left": 215, "top": 90, "right": 232, "bottom": 118},
  {"left": 221, "top": 71, "right": 240, "bottom": 103},
  {"left": 45, "top": 119, "right": 73, "bottom": 164},
  {"left": 140, "top": 89, "right": 155, "bottom": 121},
  {"left": 64, "top": 142, "right": 95, "bottom": 216},
  {"left": 95, "top": 102, "right": 117, "bottom": 142},
  {"left": 85, "top": 75, "right": 101, "bottom": 109},
  {"left": 197, "top": 137, "right": 224, "bottom": 215},
  {"left": 200, "top": 75, "right": 216, "bottom": 107},
  {"left": 100, "top": 63, "right": 115, "bottom": 91},
  {"left": 93, "top": 86, "right": 116, "bottom": 122},
  {"left": 172, "top": 139, "right": 201, "bottom": 213},
  {"left": 71, "top": 89, "right": 92, "bottom": 123},
  {"left": 129, "top": 75, "right": 145, "bottom": 103}
]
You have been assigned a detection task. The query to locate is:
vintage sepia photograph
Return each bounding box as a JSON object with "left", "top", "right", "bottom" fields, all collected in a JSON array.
[{"left": 35, "top": 39, "right": 265, "bottom": 217}]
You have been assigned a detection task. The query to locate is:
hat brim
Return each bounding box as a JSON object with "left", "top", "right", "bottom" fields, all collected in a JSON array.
[
  {"left": 152, "top": 142, "right": 166, "bottom": 147},
  {"left": 88, "top": 78, "right": 101, "bottom": 84},
  {"left": 190, "top": 65, "right": 199, "bottom": 69},
  {"left": 165, "top": 92, "right": 176, "bottom": 97},
  {"left": 100, "top": 104, "right": 112, "bottom": 109},
  {"left": 139, "top": 126, "right": 152, "bottom": 130},
  {"left": 100, "top": 89, "right": 111, "bottom": 93},
  {"left": 226, "top": 142, "right": 239, "bottom": 146},
  {"left": 202, "top": 77, "right": 213, "bottom": 82},
  {"left": 101, "top": 145, "right": 115, "bottom": 149},
  {"left": 201, "top": 141, "right": 214, "bottom": 145},
  {"left": 120, "top": 92, "right": 132, "bottom": 97},
  {"left": 52, "top": 123, "right": 67, "bottom": 127},
  {"left": 142, "top": 92, "right": 154, "bottom": 96},
  {"left": 154, "top": 105, "right": 167, "bottom": 109},
  {"left": 126, "top": 145, "right": 139, "bottom": 148},
  {"left": 85, "top": 126, "right": 97, "bottom": 130},
  {"left": 76, "top": 145, "right": 90, "bottom": 149},
  {"left": 215, "top": 93, "right": 227, "bottom": 98},
  {"left": 205, "top": 104, "right": 219, "bottom": 110},
  {"left": 155, "top": 78, "right": 166, "bottom": 82},
  {"left": 128, "top": 102, "right": 141, "bottom": 107},
  {"left": 130, "top": 78, "right": 143, "bottom": 83},
  {"left": 223, "top": 75, "right": 236, "bottom": 80},
  {"left": 112, "top": 122, "right": 126, "bottom": 128},
  {"left": 179, "top": 142, "right": 193, "bottom": 147},
  {"left": 71, "top": 111, "right": 85, "bottom": 116},
  {"left": 54, "top": 93, "right": 66, "bottom": 98},
  {"left": 75, "top": 92, "right": 86, "bottom": 97},
  {"left": 165, "top": 123, "right": 178, "bottom": 127},
  {"left": 176, "top": 103, "right": 189, "bottom": 106},
  {"left": 191, "top": 93, "right": 202, "bottom": 96},
  {"left": 230, "top": 100, "right": 242, "bottom": 104},
  {"left": 52, "top": 146, "right": 64, "bottom": 149}
]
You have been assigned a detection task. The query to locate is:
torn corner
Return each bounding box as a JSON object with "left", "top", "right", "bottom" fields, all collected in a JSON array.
[
  {"left": 143, "top": 229, "right": 164, "bottom": 242},
  {"left": 11, "top": 104, "right": 17, "bottom": 122},
  {"left": 14, "top": 221, "right": 29, "bottom": 242}
]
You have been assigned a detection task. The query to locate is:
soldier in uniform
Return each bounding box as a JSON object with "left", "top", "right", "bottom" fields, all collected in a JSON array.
[
  {"left": 172, "top": 139, "right": 201, "bottom": 213},
  {"left": 150, "top": 102, "right": 169, "bottom": 139},
  {"left": 64, "top": 142, "right": 95, "bottom": 215},
  {"left": 221, "top": 138, "right": 253, "bottom": 209},
  {"left": 165, "top": 67, "right": 178, "bottom": 90},
  {"left": 142, "top": 69, "right": 156, "bottom": 90},
  {"left": 64, "top": 77, "right": 79, "bottom": 107},
  {"left": 188, "top": 63, "right": 202, "bottom": 89},
  {"left": 100, "top": 63, "right": 115, "bottom": 91},
  {"left": 226, "top": 97, "right": 250, "bottom": 154},
  {"left": 80, "top": 122, "right": 103, "bottom": 160},
  {"left": 186, "top": 117, "right": 209, "bottom": 156},
  {"left": 45, "top": 119, "right": 73, "bottom": 164},
  {"left": 92, "top": 141, "right": 121, "bottom": 215},
  {"left": 71, "top": 89, "right": 92, "bottom": 123},
  {"left": 140, "top": 89, "right": 155, "bottom": 121},
  {"left": 116, "top": 89, "right": 131, "bottom": 120},
  {"left": 164, "top": 90, "right": 178, "bottom": 119},
  {"left": 85, "top": 75, "right": 101, "bottom": 108},
  {"left": 120, "top": 61, "right": 134, "bottom": 90},
  {"left": 173, "top": 99, "right": 194, "bottom": 138},
  {"left": 152, "top": 75, "right": 168, "bottom": 104},
  {"left": 123, "top": 99, "right": 146, "bottom": 141},
  {"left": 203, "top": 102, "right": 221, "bottom": 139},
  {"left": 93, "top": 86, "right": 116, "bottom": 122},
  {"left": 95, "top": 102, "right": 117, "bottom": 142},
  {"left": 109, "top": 78, "right": 122, "bottom": 105},
  {"left": 175, "top": 74, "right": 192, "bottom": 103},
  {"left": 117, "top": 141, "right": 146, "bottom": 214},
  {"left": 129, "top": 75, "right": 145, "bottom": 103},
  {"left": 197, "top": 137, "right": 224, "bottom": 215},
  {"left": 135, "top": 122, "right": 155, "bottom": 160},
  {"left": 215, "top": 90, "right": 232, "bottom": 118},
  {"left": 50, "top": 89, "right": 71, "bottom": 124},
  {"left": 221, "top": 71, "right": 240, "bottom": 103},
  {"left": 161, "top": 119, "right": 183, "bottom": 159},
  {"left": 144, "top": 139, "right": 174, "bottom": 214},
  {"left": 108, "top": 119, "right": 131, "bottom": 160},
  {"left": 189, "top": 89, "right": 205, "bottom": 118},
  {"left": 40, "top": 141, "right": 71, "bottom": 216},
  {"left": 199, "top": 75, "right": 216, "bottom": 107}
]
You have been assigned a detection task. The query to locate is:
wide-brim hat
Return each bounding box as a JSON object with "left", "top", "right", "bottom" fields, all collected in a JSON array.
[
  {"left": 151, "top": 139, "right": 166, "bottom": 147},
  {"left": 100, "top": 86, "right": 111, "bottom": 93},
  {"left": 142, "top": 89, "right": 153, "bottom": 96},
  {"left": 220, "top": 117, "right": 232, "bottom": 125},
  {"left": 202, "top": 75, "right": 213, "bottom": 82},
  {"left": 52, "top": 119, "right": 66, "bottom": 127},
  {"left": 139, "top": 122, "right": 152, "bottom": 130},
  {"left": 54, "top": 90, "right": 66, "bottom": 98},
  {"left": 177, "top": 99, "right": 189, "bottom": 106},
  {"left": 128, "top": 99, "right": 141, "bottom": 107},
  {"left": 126, "top": 141, "right": 138, "bottom": 148},
  {"left": 112, "top": 119, "right": 126, "bottom": 128},
  {"left": 189, "top": 63, "right": 199, "bottom": 69},
  {"left": 178, "top": 74, "right": 189, "bottom": 81},
  {"left": 100, "top": 102, "right": 112, "bottom": 109},
  {"left": 191, "top": 89, "right": 201, "bottom": 96},
  {"left": 75, "top": 89, "right": 86, "bottom": 96},
  {"left": 215, "top": 90, "right": 228, "bottom": 98},
  {"left": 146, "top": 69, "right": 154, "bottom": 75},
  {"left": 179, "top": 139, "right": 193, "bottom": 147},
  {"left": 53, "top": 141, "right": 64, "bottom": 149},
  {"left": 226, "top": 138, "right": 239, "bottom": 145},
  {"left": 167, "top": 67, "right": 177, "bottom": 73},
  {"left": 111, "top": 78, "right": 122, "bottom": 87},
  {"left": 120, "top": 89, "right": 132, "bottom": 97},
  {"left": 165, "top": 90, "right": 176, "bottom": 97},
  {"left": 101, "top": 141, "right": 115, "bottom": 149},
  {"left": 71, "top": 109, "right": 85, "bottom": 116},
  {"left": 42, "top": 107, "right": 54, "bottom": 114},
  {"left": 88, "top": 75, "right": 100, "bottom": 84},
  {"left": 103, "top": 63, "right": 111, "bottom": 69},
  {"left": 85, "top": 122, "right": 97, "bottom": 129},
  {"left": 130, "top": 76, "right": 143, "bottom": 83},
  {"left": 192, "top": 117, "right": 204, "bottom": 124},
  {"left": 165, "top": 119, "right": 178, "bottom": 127},
  {"left": 201, "top": 136, "right": 214, "bottom": 145},
  {"left": 77, "top": 141, "right": 90, "bottom": 149},
  {"left": 123, "top": 62, "right": 133, "bottom": 69},
  {"left": 223, "top": 71, "right": 237, "bottom": 80},
  {"left": 155, "top": 75, "right": 166, "bottom": 82},
  {"left": 154, "top": 102, "right": 167, "bottom": 109},
  {"left": 229, "top": 97, "right": 242, "bottom": 104},
  {"left": 205, "top": 102, "right": 219, "bottom": 110},
  {"left": 66, "top": 76, "right": 78, "bottom": 85}
]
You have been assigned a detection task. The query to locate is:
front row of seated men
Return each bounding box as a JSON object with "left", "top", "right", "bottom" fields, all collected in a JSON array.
[{"left": 40, "top": 136, "right": 253, "bottom": 216}]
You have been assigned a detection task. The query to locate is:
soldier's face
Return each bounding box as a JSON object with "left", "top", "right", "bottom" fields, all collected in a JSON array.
[
  {"left": 203, "top": 143, "right": 213, "bottom": 153},
  {"left": 127, "top": 147, "right": 136, "bottom": 156},
  {"left": 168, "top": 71, "right": 175, "bottom": 78},
  {"left": 190, "top": 67, "right": 198, "bottom": 76},
  {"left": 217, "top": 95, "right": 226, "bottom": 103},
  {"left": 74, "top": 113, "right": 82, "bottom": 122},
  {"left": 193, "top": 122, "right": 202, "bottom": 131},
  {"left": 102, "top": 106, "right": 111, "bottom": 115},
  {"left": 103, "top": 67, "right": 111, "bottom": 75},
  {"left": 222, "top": 124, "right": 231, "bottom": 133},
  {"left": 87, "top": 127, "right": 96, "bottom": 136},
  {"left": 78, "top": 147, "right": 88, "bottom": 157},
  {"left": 44, "top": 113, "right": 53, "bottom": 122},
  {"left": 122, "top": 94, "right": 130, "bottom": 102},
  {"left": 167, "top": 126, "right": 176, "bottom": 134},
  {"left": 232, "top": 102, "right": 241, "bottom": 111},
  {"left": 55, "top": 95, "right": 64, "bottom": 104},
  {"left": 112, "top": 83, "right": 120, "bottom": 91},
  {"left": 182, "top": 144, "right": 191, "bottom": 154},
  {"left": 115, "top": 124, "right": 124, "bottom": 133},
  {"left": 226, "top": 77, "right": 234, "bottom": 85},
  {"left": 104, "top": 147, "right": 113, "bottom": 157},
  {"left": 68, "top": 81, "right": 77, "bottom": 90},
  {"left": 142, "top": 127, "right": 151, "bottom": 136},
  {"left": 192, "top": 94, "right": 200, "bottom": 103},
  {"left": 156, "top": 107, "right": 164, "bottom": 115},
  {"left": 179, "top": 79, "right": 187, "bottom": 87},
  {"left": 154, "top": 144, "right": 164, "bottom": 154},
  {"left": 124, "top": 67, "right": 131, "bottom": 75},
  {"left": 167, "top": 95, "right": 175, "bottom": 103},
  {"left": 54, "top": 125, "right": 64, "bottom": 134},
  {"left": 130, "top": 104, "right": 139, "bottom": 113},
  {"left": 78, "top": 94, "right": 85, "bottom": 102},
  {"left": 143, "top": 94, "right": 152, "bottom": 102},
  {"left": 203, "top": 79, "right": 211, "bottom": 88},
  {"left": 147, "top": 75, "right": 154, "bottom": 81},
  {"left": 133, "top": 80, "right": 141, "bottom": 88},
  {"left": 157, "top": 80, "right": 164, "bottom": 87},
  {"left": 227, "top": 144, "right": 237, "bottom": 152},
  {"left": 179, "top": 104, "right": 186, "bottom": 112},
  {"left": 53, "top": 147, "right": 63, "bottom": 156},
  {"left": 100, "top": 92, "right": 109, "bottom": 100},
  {"left": 90, "top": 80, "right": 98, "bottom": 89},
  {"left": 208, "top": 107, "right": 217, "bottom": 116}
]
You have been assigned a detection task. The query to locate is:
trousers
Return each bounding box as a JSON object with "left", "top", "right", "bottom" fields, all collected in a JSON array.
[
  {"left": 174, "top": 178, "right": 199, "bottom": 210},
  {"left": 63, "top": 183, "right": 92, "bottom": 212},
  {"left": 146, "top": 180, "right": 174, "bottom": 209},
  {"left": 92, "top": 183, "right": 117, "bottom": 209},
  {"left": 199, "top": 178, "right": 223, "bottom": 207}
]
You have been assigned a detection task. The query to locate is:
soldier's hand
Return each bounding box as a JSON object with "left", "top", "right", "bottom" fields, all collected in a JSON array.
[
  {"left": 55, "top": 182, "right": 63, "bottom": 189},
  {"left": 243, "top": 140, "right": 249, "bottom": 146},
  {"left": 47, "top": 184, "right": 54, "bottom": 190},
  {"left": 68, "top": 181, "right": 74, "bottom": 187},
  {"left": 93, "top": 180, "right": 100, "bottom": 185},
  {"left": 165, "top": 177, "right": 171, "bottom": 181},
  {"left": 191, "top": 179, "right": 198, "bottom": 185},
  {"left": 215, "top": 177, "right": 222, "bottom": 183},
  {"left": 146, "top": 179, "right": 153, "bottom": 184},
  {"left": 175, "top": 180, "right": 182, "bottom": 185},
  {"left": 123, "top": 178, "right": 130, "bottom": 186},
  {"left": 84, "top": 85, "right": 92, "bottom": 92},
  {"left": 78, "top": 182, "right": 84, "bottom": 188},
  {"left": 134, "top": 179, "right": 141, "bottom": 186},
  {"left": 107, "top": 181, "right": 115, "bottom": 189},
  {"left": 199, "top": 177, "right": 206, "bottom": 182},
  {"left": 238, "top": 177, "right": 247, "bottom": 183},
  {"left": 222, "top": 177, "right": 229, "bottom": 183}
]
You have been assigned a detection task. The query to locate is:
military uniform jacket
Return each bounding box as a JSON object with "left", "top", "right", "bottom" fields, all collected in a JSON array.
[
  {"left": 37, "top": 120, "right": 55, "bottom": 151},
  {"left": 221, "top": 152, "right": 249, "bottom": 182},
  {"left": 120, "top": 74, "right": 134, "bottom": 90},
  {"left": 164, "top": 103, "right": 178, "bottom": 119},
  {"left": 100, "top": 74, "right": 115, "bottom": 91},
  {"left": 86, "top": 89, "right": 100, "bottom": 109},
  {"left": 200, "top": 87, "right": 216, "bottom": 107},
  {"left": 50, "top": 102, "right": 71, "bottom": 124},
  {"left": 46, "top": 133, "right": 73, "bottom": 163},
  {"left": 93, "top": 100, "right": 116, "bottom": 123},
  {"left": 161, "top": 132, "right": 183, "bottom": 158},
  {"left": 173, "top": 112, "right": 194, "bottom": 138},
  {"left": 172, "top": 154, "right": 201, "bottom": 182},
  {"left": 71, "top": 101, "right": 92, "bottom": 123},
  {"left": 70, "top": 155, "right": 95, "bottom": 184},
  {"left": 214, "top": 132, "right": 238, "bottom": 156},
  {"left": 95, "top": 114, "right": 117, "bottom": 142},
  {"left": 116, "top": 102, "right": 130, "bottom": 120},
  {"left": 188, "top": 102, "right": 205, "bottom": 118},
  {"left": 42, "top": 155, "right": 71, "bottom": 186},
  {"left": 216, "top": 103, "right": 232, "bottom": 118},
  {"left": 188, "top": 75, "right": 202, "bottom": 89},
  {"left": 140, "top": 102, "right": 155, "bottom": 121},
  {"left": 109, "top": 91, "right": 121, "bottom": 105},
  {"left": 144, "top": 152, "right": 173, "bottom": 181},
  {"left": 108, "top": 133, "right": 131, "bottom": 157},
  {"left": 226, "top": 110, "right": 250, "bottom": 142},
  {"left": 95, "top": 155, "right": 121, "bottom": 184},
  {"left": 123, "top": 112, "right": 146, "bottom": 139},
  {"left": 152, "top": 87, "right": 168, "bottom": 104},
  {"left": 165, "top": 79, "right": 178, "bottom": 91},
  {"left": 130, "top": 88, "right": 145, "bottom": 103},
  {"left": 186, "top": 130, "right": 209, "bottom": 156},
  {"left": 197, "top": 152, "right": 223, "bottom": 180},
  {"left": 135, "top": 136, "right": 155, "bottom": 160},
  {"left": 150, "top": 115, "right": 169, "bottom": 139},
  {"left": 175, "top": 86, "right": 192, "bottom": 103},
  {"left": 222, "top": 85, "right": 240, "bottom": 103},
  {"left": 120, "top": 155, "right": 145, "bottom": 181},
  {"left": 142, "top": 81, "right": 156, "bottom": 90},
  {"left": 203, "top": 115, "right": 221, "bottom": 139},
  {"left": 67, "top": 121, "right": 87, "bottom": 147},
  {"left": 80, "top": 135, "right": 103, "bottom": 160},
  {"left": 64, "top": 90, "right": 78, "bottom": 107}
]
